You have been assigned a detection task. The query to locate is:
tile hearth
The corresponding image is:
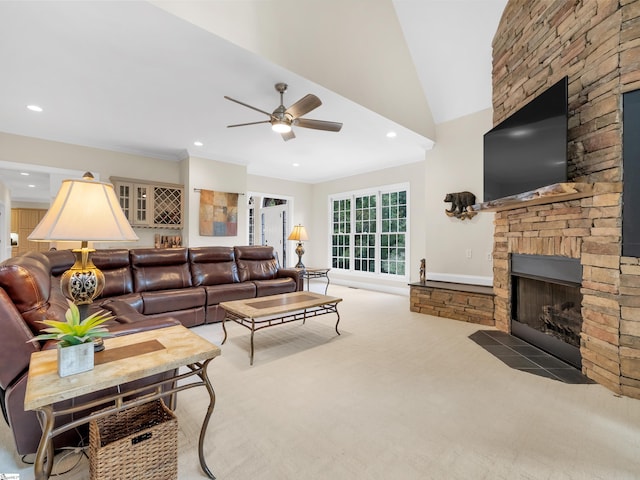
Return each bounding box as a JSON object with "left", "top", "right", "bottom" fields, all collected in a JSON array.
[{"left": 470, "top": 330, "right": 594, "bottom": 385}]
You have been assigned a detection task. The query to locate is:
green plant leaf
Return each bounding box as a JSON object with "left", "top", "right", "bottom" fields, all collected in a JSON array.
[{"left": 28, "top": 300, "right": 115, "bottom": 345}]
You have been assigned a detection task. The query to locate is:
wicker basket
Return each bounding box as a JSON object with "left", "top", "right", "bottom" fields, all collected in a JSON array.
[{"left": 89, "top": 399, "right": 178, "bottom": 480}]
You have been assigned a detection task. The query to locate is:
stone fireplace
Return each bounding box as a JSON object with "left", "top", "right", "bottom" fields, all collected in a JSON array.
[
  {"left": 488, "top": 1, "right": 640, "bottom": 399},
  {"left": 489, "top": 187, "right": 625, "bottom": 394},
  {"left": 511, "top": 253, "right": 583, "bottom": 368}
]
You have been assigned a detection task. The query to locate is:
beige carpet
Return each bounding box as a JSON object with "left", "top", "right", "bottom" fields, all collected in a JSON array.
[{"left": 2, "top": 285, "right": 640, "bottom": 479}]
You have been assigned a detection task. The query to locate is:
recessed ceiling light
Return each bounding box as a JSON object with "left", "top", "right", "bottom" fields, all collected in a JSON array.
[
  {"left": 20, "top": 172, "right": 30, "bottom": 176},
  {"left": 293, "top": 163, "right": 300, "bottom": 167},
  {"left": 27, "top": 105, "right": 43, "bottom": 112},
  {"left": 27, "top": 184, "right": 36, "bottom": 188},
  {"left": 386, "top": 131, "right": 397, "bottom": 138},
  {"left": 194, "top": 141, "right": 204, "bottom": 147}
]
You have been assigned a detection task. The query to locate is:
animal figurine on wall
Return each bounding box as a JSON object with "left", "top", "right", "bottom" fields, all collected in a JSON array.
[{"left": 444, "top": 191, "right": 478, "bottom": 220}]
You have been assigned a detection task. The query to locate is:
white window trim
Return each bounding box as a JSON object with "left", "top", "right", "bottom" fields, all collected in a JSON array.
[{"left": 328, "top": 183, "right": 410, "bottom": 280}]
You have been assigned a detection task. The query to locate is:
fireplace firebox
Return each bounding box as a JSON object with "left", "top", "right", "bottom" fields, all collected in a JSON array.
[{"left": 511, "top": 254, "right": 583, "bottom": 369}]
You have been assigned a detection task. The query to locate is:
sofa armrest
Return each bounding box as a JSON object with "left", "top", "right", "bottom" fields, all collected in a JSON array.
[
  {"left": 0, "top": 288, "right": 40, "bottom": 390},
  {"left": 277, "top": 267, "right": 303, "bottom": 291},
  {"left": 103, "top": 299, "right": 181, "bottom": 335},
  {"left": 107, "top": 317, "right": 181, "bottom": 337},
  {"left": 102, "top": 299, "right": 144, "bottom": 322}
]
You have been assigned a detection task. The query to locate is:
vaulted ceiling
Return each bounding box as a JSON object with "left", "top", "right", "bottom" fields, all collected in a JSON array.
[{"left": 0, "top": 0, "right": 507, "bottom": 202}]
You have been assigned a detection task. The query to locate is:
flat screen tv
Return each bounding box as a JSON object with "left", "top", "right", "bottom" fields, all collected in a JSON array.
[{"left": 483, "top": 76, "right": 568, "bottom": 203}]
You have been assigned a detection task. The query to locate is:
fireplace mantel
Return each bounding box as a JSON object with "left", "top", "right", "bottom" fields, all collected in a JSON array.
[{"left": 474, "top": 182, "right": 622, "bottom": 212}]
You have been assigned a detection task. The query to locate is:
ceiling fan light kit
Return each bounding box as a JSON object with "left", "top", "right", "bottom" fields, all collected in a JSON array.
[
  {"left": 271, "top": 120, "right": 292, "bottom": 133},
  {"left": 225, "top": 83, "right": 342, "bottom": 141}
]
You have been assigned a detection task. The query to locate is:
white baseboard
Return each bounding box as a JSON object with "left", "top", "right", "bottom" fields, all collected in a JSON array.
[{"left": 327, "top": 279, "right": 410, "bottom": 296}]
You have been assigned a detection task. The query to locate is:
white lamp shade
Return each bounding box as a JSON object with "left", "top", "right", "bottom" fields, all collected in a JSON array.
[
  {"left": 288, "top": 225, "right": 309, "bottom": 241},
  {"left": 28, "top": 174, "right": 139, "bottom": 242}
]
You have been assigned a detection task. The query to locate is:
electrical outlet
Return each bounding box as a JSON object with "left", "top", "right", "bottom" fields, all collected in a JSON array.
[
  {"left": 487, "top": 252, "right": 493, "bottom": 261},
  {"left": 466, "top": 249, "right": 472, "bottom": 259}
]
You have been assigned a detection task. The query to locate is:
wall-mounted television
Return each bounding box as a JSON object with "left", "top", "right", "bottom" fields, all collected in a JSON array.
[{"left": 483, "top": 76, "right": 568, "bottom": 203}]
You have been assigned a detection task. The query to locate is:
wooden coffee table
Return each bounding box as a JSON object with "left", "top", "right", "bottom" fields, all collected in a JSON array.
[{"left": 220, "top": 291, "right": 342, "bottom": 365}]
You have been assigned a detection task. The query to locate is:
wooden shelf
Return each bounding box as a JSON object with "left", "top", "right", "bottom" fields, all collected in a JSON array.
[{"left": 473, "top": 182, "right": 622, "bottom": 212}]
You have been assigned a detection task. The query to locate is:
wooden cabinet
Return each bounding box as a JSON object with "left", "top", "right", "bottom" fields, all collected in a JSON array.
[
  {"left": 111, "top": 178, "right": 183, "bottom": 229},
  {"left": 10, "top": 209, "right": 18, "bottom": 257},
  {"left": 12, "top": 208, "right": 49, "bottom": 256}
]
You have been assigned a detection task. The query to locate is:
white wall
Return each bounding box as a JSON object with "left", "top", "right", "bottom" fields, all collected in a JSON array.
[
  {"left": 247, "top": 174, "right": 314, "bottom": 267},
  {"left": 307, "top": 109, "right": 495, "bottom": 293},
  {"left": 185, "top": 156, "right": 248, "bottom": 247},
  {"left": 424, "top": 109, "right": 494, "bottom": 285},
  {"left": 1, "top": 121, "right": 494, "bottom": 291},
  {"left": 0, "top": 132, "right": 183, "bottom": 249}
]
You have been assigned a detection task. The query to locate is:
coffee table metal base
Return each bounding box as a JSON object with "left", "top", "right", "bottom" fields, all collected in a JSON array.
[{"left": 221, "top": 298, "right": 341, "bottom": 365}]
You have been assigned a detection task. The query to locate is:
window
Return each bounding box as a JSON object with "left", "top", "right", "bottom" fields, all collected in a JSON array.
[
  {"left": 331, "top": 198, "right": 351, "bottom": 269},
  {"left": 380, "top": 191, "right": 407, "bottom": 275},
  {"left": 354, "top": 194, "right": 376, "bottom": 273},
  {"left": 330, "top": 185, "right": 408, "bottom": 277}
]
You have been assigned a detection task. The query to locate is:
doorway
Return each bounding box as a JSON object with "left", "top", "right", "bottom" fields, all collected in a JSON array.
[
  {"left": 248, "top": 193, "right": 293, "bottom": 268},
  {"left": 0, "top": 202, "right": 6, "bottom": 261}
]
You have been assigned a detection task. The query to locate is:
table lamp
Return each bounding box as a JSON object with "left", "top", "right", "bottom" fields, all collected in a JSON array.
[
  {"left": 28, "top": 172, "right": 138, "bottom": 323},
  {"left": 288, "top": 224, "right": 309, "bottom": 269}
]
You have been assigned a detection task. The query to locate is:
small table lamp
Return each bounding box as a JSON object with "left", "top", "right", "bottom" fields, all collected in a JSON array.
[
  {"left": 288, "top": 224, "right": 309, "bottom": 269},
  {"left": 28, "top": 172, "right": 138, "bottom": 320}
]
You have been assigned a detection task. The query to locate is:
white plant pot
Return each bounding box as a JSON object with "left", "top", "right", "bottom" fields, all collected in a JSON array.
[{"left": 57, "top": 342, "right": 94, "bottom": 377}]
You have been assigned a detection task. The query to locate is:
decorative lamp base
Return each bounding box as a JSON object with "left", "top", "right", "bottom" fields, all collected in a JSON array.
[
  {"left": 61, "top": 246, "right": 105, "bottom": 305},
  {"left": 294, "top": 242, "right": 305, "bottom": 269}
]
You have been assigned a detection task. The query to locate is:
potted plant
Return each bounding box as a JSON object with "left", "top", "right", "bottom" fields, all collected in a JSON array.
[{"left": 30, "top": 300, "right": 114, "bottom": 377}]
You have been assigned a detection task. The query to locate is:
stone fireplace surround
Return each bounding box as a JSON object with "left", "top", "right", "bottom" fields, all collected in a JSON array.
[
  {"left": 484, "top": 183, "right": 626, "bottom": 394},
  {"left": 490, "top": 1, "right": 640, "bottom": 399}
]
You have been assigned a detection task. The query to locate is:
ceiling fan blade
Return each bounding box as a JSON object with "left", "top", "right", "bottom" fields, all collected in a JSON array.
[
  {"left": 281, "top": 130, "right": 296, "bottom": 142},
  {"left": 285, "top": 94, "right": 322, "bottom": 119},
  {"left": 224, "top": 96, "right": 273, "bottom": 118},
  {"left": 227, "top": 120, "right": 271, "bottom": 128},
  {"left": 294, "top": 118, "right": 343, "bottom": 132}
]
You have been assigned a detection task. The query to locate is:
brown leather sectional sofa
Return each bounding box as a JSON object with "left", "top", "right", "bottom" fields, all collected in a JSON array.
[{"left": 0, "top": 245, "right": 301, "bottom": 455}]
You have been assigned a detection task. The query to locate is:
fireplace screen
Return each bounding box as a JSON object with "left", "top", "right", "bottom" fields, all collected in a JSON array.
[
  {"left": 513, "top": 276, "right": 582, "bottom": 348},
  {"left": 510, "top": 254, "right": 583, "bottom": 368}
]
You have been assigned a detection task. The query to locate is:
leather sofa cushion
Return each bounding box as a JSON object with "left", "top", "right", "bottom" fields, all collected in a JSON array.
[
  {"left": 0, "top": 288, "right": 39, "bottom": 390},
  {"left": 141, "top": 288, "right": 206, "bottom": 315},
  {"left": 131, "top": 248, "right": 192, "bottom": 292},
  {"left": 253, "top": 278, "right": 297, "bottom": 297},
  {"left": 93, "top": 249, "right": 134, "bottom": 297},
  {"left": 43, "top": 249, "right": 75, "bottom": 276},
  {"left": 145, "top": 308, "right": 205, "bottom": 328},
  {"left": 204, "top": 282, "right": 256, "bottom": 305},
  {"left": 0, "top": 253, "right": 50, "bottom": 313},
  {"left": 235, "top": 246, "right": 278, "bottom": 282},
  {"left": 189, "top": 247, "right": 239, "bottom": 286},
  {"left": 0, "top": 253, "right": 68, "bottom": 335}
]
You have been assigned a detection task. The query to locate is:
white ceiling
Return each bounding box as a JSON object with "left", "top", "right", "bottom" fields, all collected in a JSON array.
[{"left": 0, "top": 0, "right": 506, "bottom": 203}]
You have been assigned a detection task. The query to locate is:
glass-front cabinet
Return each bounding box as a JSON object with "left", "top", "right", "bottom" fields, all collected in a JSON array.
[
  {"left": 135, "top": 184, "right": 149, "bottom": 225},
  {"left": 111, "top": 177, "right": 183, "bottom": 229}
]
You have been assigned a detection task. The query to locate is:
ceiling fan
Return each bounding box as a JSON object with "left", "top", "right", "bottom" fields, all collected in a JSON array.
[{"left": 224, "top": 83, "right": 343, "bottom": 141}]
